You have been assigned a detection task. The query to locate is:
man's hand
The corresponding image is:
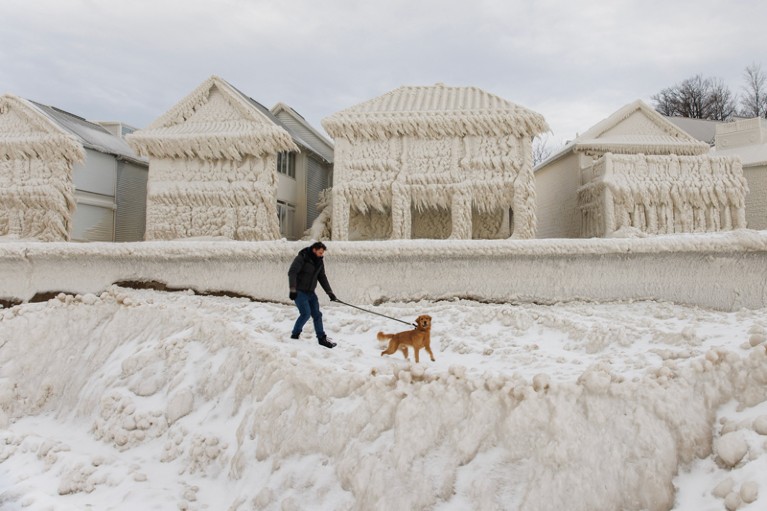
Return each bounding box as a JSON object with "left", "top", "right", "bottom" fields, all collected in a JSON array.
[
  {"left": 329, "top": 293, "right": 338, "bottom": 302},
  {"left": 289, "top": 291, "right": 297, "bottom": 300}
]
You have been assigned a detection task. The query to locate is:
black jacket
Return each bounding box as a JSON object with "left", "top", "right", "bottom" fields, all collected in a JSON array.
[{"left": 288, "top": 247, "right": 334, "bottom": 295}]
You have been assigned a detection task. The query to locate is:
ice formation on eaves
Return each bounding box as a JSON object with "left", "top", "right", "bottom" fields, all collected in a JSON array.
[
  {"left": 579, "top": 153, "right": 749, "bottom": 237},
  {"left": 321, "top": 84, "right": 550, "bottom": 241},
  {"left": 0, "top": 94, "right": 82, "bottom": 241},
  {"left": 126, "top": 76, "right": 298, "bottom": 241}
]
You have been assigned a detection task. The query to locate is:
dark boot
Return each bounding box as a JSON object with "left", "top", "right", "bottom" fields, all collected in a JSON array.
[
  {"left": 290, "top": 332, "right": 300, "bottom": 339},
  {"left": 318, "top": 335, "right": 336, "bottom": 348}
]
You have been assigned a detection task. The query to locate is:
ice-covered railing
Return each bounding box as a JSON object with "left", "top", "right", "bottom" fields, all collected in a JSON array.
[
  {"left": 716, "top": 117, "right": 767, "bottom": 135},
  {"left": 578, "top": 153, "right": 749, "bottom": 238},
  {"left": 1, "top": 233, "right": 766, "bottom": 311}
]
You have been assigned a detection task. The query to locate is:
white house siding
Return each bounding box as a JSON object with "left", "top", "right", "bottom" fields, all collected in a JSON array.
[
  {"left": 535, "top": 152, "right": 581, "bottom": 238},
  {"left": 306, "top": 155, "right": 330, "bottom": 229},
  {"left": 70, "top": 200, "right": 114, "bottom": 241},
  {"left": 115, "top": 160, "right": 147, "bottom": 241},
  {"left": 72, "top": 148, "right": 117, "bottom": 242},
  {"left": 744, "top": 165, "right": 767, "bottom": 230}
]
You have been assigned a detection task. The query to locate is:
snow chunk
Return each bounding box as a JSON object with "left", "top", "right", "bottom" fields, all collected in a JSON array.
[
  {"left": 166, "top": 389, "right": 194, "bottom": 425},
  {"left": 753, "top": 415, "right": 767, "bottom": 435},
  {"left": 532, "top": 373, "right": 550, "bottom": 392},
  {"left": 750, "top": 333, "right": 766, "bottom": 347},
  {"left": 713, "top": 477, "right": 735, "bottom": 498},
  {"left": 724, "top": 491, "right": 742, "bottom": 511},
  {"left": 740, "top": 481, "right": 759, "bottom": 504},
  {"left": 715, "top": 431, "right": 749, "bottom": 467}
]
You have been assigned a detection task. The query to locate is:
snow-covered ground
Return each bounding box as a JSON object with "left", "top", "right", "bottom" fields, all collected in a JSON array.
[{"left": 1, "top": 286, "right": 766, "bottom": 510}]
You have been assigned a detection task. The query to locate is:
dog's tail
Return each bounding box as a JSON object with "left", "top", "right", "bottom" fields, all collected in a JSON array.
[{"left": 377, "top": 331, "right": 393, "bottom": 341}]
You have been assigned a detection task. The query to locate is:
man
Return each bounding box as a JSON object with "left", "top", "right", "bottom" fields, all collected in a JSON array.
[{"left": 287, "top": 241, "right": 338, "bottom": 348}]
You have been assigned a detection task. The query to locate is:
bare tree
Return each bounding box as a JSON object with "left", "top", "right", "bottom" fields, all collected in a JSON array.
[
  {"left": 532, "top": 135, "right": 553, "bottom": 167},
  {"left": 651, "top": 74, "right": 736, "bottom": 120},
  {"left": 708, "top": 78, "right": 737, "bottom": 120},
  {"left": 652, "top": 86, "right": 680, "bottom": 117},
  {"left": 740, "top": 63, "right": 767, "bottom": 118}
]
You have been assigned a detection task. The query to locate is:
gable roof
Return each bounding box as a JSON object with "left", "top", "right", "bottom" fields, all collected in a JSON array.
[
  {"left": 536, "top": 100, "right": 710, "bottom": 170},
  {"left": 0, "top": 93, "right": 85, "bottom": 162},
  {"left": 573, "top": 100, "right": 710, "bottom": 156},
  {"left": 271, "top": 102, "right": 333, "bottom": 163},
  {"left": 322, "top": 83, "right": 549, "bottom": 140},
  {"left": 127, "top": 75, "right": 298, "bottom": 159},
  {"left": 30, "top": 101, "right": 145, "bottom": 165}
]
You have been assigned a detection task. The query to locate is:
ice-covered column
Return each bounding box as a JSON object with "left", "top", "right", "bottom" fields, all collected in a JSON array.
[
  {"left": 600, "top": 155, "right": 616, "bottom": 237},
  {"left": 331, "top": 187, "right": 350, "bottom": 241},
  {"left": 510, "top": 137, "right": 537, "bottom": 239},
  {"left": 390, "top": 182, "right": 411, "bottom": 239},
  {"left": 449, "top": 186, "right": 472, "bottom": 239}
]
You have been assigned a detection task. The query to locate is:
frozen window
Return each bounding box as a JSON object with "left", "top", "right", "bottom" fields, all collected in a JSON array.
[
  {"left": 277, "top": 152, "right": 296, "bottom": 178},
  {"left": 277, "top": 200, "right": 295, "bottom": 238}
]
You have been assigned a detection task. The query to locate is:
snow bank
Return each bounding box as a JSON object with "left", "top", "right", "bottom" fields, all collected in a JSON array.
[
  {"left": 1, "top": 289, "right": 766, "bottom": 510},
  {"left": 1, "top": 230, "right": 766, "bottom": 310}
]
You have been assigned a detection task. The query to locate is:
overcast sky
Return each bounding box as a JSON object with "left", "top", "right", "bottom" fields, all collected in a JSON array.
[{"left": 2, "top": 0, "right": 765, "bottom": 150}]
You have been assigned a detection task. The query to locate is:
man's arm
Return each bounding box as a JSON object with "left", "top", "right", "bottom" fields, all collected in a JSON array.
[
  {"left": 287, "top": 255, "right": 302, "bottom": 291},
  {"left": 318, "top": 268, "right": 336, "bottom": 300}
]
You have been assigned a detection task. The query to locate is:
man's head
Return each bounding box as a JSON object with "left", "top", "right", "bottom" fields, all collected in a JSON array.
[{"left": 310, "top": 241, "right": 327, "bottom": 257}]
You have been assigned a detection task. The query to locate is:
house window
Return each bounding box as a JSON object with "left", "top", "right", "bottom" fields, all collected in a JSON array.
[
  {"left": 277, "top": 152, "right": 296, "bottom": 178},
  {"left": 277, "top": 200, "right": 295, "bottom": 239}
]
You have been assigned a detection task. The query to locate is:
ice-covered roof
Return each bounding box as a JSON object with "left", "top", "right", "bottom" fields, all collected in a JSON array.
[
  {"left": 536, "top": 100, "right": 710, "bottom": 169},
  {"left": 575, "top": 100, "right": 709, "bottom": 156},
  {"left": 322, "top": 83, "right": 549, "bottom": 140},
  {"left": 271, "top": 102, "right": 334, "bottom": 163},
  {"left": 29, "top": 101, "right": 146, "bottom": 165},
  {"left": 127, "top": 76, "right": 298, "bottom": 159},
  {"left": 664, "top": 116, "right": 722, "bottom": 146},
  {"left": 0, "top": 93, "right": 84, "bottom": 162}
]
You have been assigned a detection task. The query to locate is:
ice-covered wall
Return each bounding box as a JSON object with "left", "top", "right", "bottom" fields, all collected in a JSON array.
[
  {"left": 1, "top": 231, "right": 766, "bottom": 311},
  {"left": 0, "top": 94, "right": 83, "bottom": 241},
  {"left": 141, "top": 156, "right": 280, "bottom": 240},
  {"left": 323, "top": 85, "right": 548, "bottom": 241},
  {"left": 579, "top": 154, "right": 748, "bottom": 238}
]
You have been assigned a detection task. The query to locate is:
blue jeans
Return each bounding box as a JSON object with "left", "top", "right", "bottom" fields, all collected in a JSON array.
[{"left": 292, "top": 291, "right": 325, "bottom": 339}]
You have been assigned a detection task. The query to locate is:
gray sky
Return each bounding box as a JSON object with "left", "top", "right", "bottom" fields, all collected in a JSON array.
[{"left": 2, "top": 0, "right": 765, "bottom": 150}]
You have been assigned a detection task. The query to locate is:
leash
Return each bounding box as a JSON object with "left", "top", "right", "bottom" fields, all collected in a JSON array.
[{"left": 333, "top": 299, "right": 416, "bottom": 327}]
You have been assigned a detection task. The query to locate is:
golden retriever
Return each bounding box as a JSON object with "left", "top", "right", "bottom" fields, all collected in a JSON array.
[{"left": 377, "top": 314, "right": 435, "bottom": 363}]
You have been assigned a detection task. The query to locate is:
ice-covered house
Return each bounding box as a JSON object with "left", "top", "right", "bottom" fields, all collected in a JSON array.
[
  {"left": 127, "top": 76, "right": 309, "bottom": 241},
  {"left": 321, "top": 83, "right": 549, "bottom": 241},
  {"left": 535, "top": 100, "right": 748, "bottom": 238},
  {"left": 0, "top": 93, "right": 148, "bottom": 242},
  {"left": 713, "top": 117, "right": 767, "bottom": 230}
]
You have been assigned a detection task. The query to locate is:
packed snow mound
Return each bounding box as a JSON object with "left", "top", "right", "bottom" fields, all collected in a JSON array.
[{"left": 1, "top": 288, "right": 766, "bottom": 510}]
